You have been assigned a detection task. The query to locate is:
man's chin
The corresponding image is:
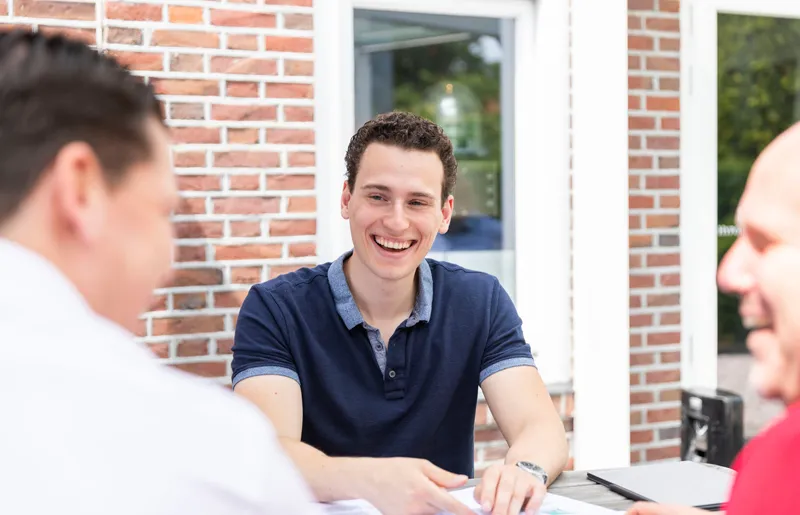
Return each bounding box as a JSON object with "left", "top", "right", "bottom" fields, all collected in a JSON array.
[
  {"left": 749, "top": 365, "right": 782, "bottom": 400},
  {"left": 371, "top": 264, "right": 417, "bottom": 283}
]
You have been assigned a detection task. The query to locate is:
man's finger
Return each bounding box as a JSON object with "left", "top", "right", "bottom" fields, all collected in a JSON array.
[
  {"left": 625, "top": 502, "right": 668, "bottom": 515},
  {"left": 426, "top": 486, "right": 474, "bottom": 515},
  {"left": 491, "top": 472, "right": 516, "bottom": 515},
  {"left": 524, "top": 482, "right": 546, "bottom": 515},
  {"left": 506, "top": 479, "right": 531, "bottom": 515},
  {"left": 478, "top": 466, "right": 501, "bottom": 512},
  {"left": 474, "top": 481, "right": 483, "bottom": 502},
  {"left": 422, "top": 461, "right": 469, "bottom": 489}
]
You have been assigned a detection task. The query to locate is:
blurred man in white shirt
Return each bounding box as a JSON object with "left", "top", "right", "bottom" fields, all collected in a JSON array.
[{"left": 0, "top": 29, "right": 318, "bottom": 515}]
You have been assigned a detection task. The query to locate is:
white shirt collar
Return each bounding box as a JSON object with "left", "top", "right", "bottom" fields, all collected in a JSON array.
[{"left": 0, "top": 237, "right": 92, "bottom": 316}]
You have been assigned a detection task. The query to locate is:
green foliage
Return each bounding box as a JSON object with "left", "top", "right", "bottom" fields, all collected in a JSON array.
[{"left": 391, "top": 39, "right": 502, "bottom": 162}]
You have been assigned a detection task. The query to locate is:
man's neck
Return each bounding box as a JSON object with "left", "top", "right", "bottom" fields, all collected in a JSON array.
[
  {"left": 343, "top": 252, "right": 417, "bottom": 323},
  {"left": 2, "top": 218, "right": 100, "bottom": 317}
]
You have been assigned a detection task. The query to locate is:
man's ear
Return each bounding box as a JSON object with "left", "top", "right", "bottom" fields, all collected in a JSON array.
[
  {"left": 439, "top": 194, "right": 454, "bottom": 234},
  {"left": 50, "top": 141, "right": 109, "bottom": 244},
  {"left": 340, "top": 180, "right": 352, "bottom": 220}
]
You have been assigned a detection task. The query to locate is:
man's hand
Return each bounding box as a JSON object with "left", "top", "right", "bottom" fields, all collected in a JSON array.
[
  {"left": 473, "top": 464, "right": 546, "bottom": 515},
  {"left": 625, "top": 502, "right": 710, "bottom": 515},
  {"left": 356, "top": 458, "right": 473, "bottom": 515}
]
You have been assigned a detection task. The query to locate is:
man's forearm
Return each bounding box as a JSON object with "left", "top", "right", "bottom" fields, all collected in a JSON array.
[
  {"left": 278, "top": 437, "right": 373, "bottom": 503},
  {"left": 503, "top": 423, "right": 569, "bottom": 486}
]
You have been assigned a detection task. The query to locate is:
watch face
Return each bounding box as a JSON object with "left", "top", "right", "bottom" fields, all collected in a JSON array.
[{"left": 517, "top": 461, "right": 547, "bottom": 482}]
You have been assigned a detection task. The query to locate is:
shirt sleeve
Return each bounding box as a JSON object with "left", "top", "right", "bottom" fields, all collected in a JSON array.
[
  {"left": 479, "top": 277, "right": 537, "bottom": 384},
  {"left": 231, "top": 285, "right": 300, "bottom": 388}
]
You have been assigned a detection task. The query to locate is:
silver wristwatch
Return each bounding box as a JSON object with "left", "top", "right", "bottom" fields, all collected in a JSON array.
[{"left": 516, "top": 461, "right": 548, "bottom": 485}]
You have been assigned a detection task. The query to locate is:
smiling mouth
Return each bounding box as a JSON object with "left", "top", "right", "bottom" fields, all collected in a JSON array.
[{"left": 372, "top": 235, "right": 416, "bottom": 253}]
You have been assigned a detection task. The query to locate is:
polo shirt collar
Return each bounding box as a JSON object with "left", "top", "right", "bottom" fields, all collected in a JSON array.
[{"left": 327, "top": 250, "right": 433, "bottom": 330}]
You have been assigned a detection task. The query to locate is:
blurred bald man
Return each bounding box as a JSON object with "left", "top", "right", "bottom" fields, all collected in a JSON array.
[{"left": 627, "top": 122, "right": 800, "bottom": 515}]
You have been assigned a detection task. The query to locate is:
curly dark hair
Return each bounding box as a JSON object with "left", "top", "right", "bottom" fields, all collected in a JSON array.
[{"left": 344, "top": 111, "right": 457, "bottom": 205}]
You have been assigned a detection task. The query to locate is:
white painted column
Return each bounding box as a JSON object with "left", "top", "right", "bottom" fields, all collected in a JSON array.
[
  {"left": 523, "top": 0, "right": 572, "bottom": 386},
  {"left": 571, "top": 0, "right": 631, "bottom": 470},
  {"left": 314, "top": 0, "right": 357, "bottom": 262}
]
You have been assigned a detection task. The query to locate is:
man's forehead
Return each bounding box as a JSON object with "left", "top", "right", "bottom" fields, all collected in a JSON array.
[
  {"left": 744, "top": 128, "right": 800, "bottom": 198},
  {"left": 358, "top": 147, "right": 442, "bottom": 188},
  {"left": 737, "top": 177, "right": 800, "bottom": 244}
]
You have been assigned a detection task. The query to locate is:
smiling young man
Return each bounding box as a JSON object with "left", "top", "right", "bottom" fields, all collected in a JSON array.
[
  {"left": 232, "top": 112, "right": 568, "bottom": 515},
  {"left": 627, "top": 123, "right": 800, "bottom": 515}
]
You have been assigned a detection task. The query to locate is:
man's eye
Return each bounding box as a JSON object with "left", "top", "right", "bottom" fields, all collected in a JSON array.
[{"left": 369, "top": 195, "right": 384, "bottom": 201}]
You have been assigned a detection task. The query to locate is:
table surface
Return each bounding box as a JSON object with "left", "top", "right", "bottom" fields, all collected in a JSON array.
[
  {"left": 464, "top": 463, "right": 732, "bottom": 513},
  {"left": 547, "top": 470, "right": 634, "bottom": 511},
  {"left": 464, "top": 470, "right": 634, "bottom": 512}
]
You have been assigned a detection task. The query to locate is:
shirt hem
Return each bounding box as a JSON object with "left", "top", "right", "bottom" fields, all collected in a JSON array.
[
  {"left": 479, "top": 357, "right": 537, "bottom": 384},
  {"left": 232, "top": 365, "right": 300, "bottom": 388}
]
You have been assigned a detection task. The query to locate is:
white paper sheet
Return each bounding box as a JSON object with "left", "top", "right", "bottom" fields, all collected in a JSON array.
[{"left": 316, "top": 486, "right": 625, "bottom": 514}]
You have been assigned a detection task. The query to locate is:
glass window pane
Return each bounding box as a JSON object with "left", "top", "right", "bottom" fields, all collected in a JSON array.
[{"left": 354, "top": 9, "right": 516, "bottom": 298}]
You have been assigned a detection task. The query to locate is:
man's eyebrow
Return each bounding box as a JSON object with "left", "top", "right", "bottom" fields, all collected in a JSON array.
[
  {"left": 410, "top": 191, "right": 436, "bottom": 200},
  {"left": 361, "top": 183, "right": 436, "bottom": 200},
  {"left": 361, "top": 183, "right": 390, "bottom": 192}
]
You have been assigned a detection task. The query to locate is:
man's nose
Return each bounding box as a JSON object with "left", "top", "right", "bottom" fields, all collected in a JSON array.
[
  {"left": 383, "top": 201, "right": 410, "bottom": 233},
  {"left": 718, "top": 237, "right": 757, "bottom": 295}
]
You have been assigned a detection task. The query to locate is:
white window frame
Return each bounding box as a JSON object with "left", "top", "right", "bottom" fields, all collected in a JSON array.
[
  {"left": 570, "top": 0, "right": 630, "bottom": 470},
  {"left": 314, "top": 0, "right": 573, "bottom": 387},
  {"left": 681, "top": 0, "right": 800, "bottom": 390}
]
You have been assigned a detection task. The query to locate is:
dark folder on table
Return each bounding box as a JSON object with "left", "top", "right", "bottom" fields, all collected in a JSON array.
[{"left": 586, "top": 460, "right": 735, "bottom": 511}]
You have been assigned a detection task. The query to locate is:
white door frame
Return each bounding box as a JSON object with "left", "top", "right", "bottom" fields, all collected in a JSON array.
[
  {"left": 681, "top": 0, "right": 800, "bottom": 389},
  {"left": 314, "top": 0, "right": 573, "bottom": 387},
  {"left": 570, "top": 0, "right": 631, "bottom": 470}
]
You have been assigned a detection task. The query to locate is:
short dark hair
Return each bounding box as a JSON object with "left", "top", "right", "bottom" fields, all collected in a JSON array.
[
  {"left": 344, "top": 111, "right": 457, "bottom": 205},
  {"left": 0, "top": 29, "right": 164, "bottom": 223}
]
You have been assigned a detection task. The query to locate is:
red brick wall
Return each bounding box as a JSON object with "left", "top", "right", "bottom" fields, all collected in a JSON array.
[{"left": 627, "top": 0, "right": 683, "bottom": 464}]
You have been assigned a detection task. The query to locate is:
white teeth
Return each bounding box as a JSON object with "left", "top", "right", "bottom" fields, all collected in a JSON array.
[
  {"left": 742, "top": 316, "right": 771, "bottom": 330},
  {"left": 375, "top": 236, "right": 412, "bottom": 250}
]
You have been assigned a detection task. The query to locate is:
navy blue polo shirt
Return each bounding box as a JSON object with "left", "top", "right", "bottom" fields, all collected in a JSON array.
[{"left": 231, "top": 251, "right": 536, "bottom": 477}]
